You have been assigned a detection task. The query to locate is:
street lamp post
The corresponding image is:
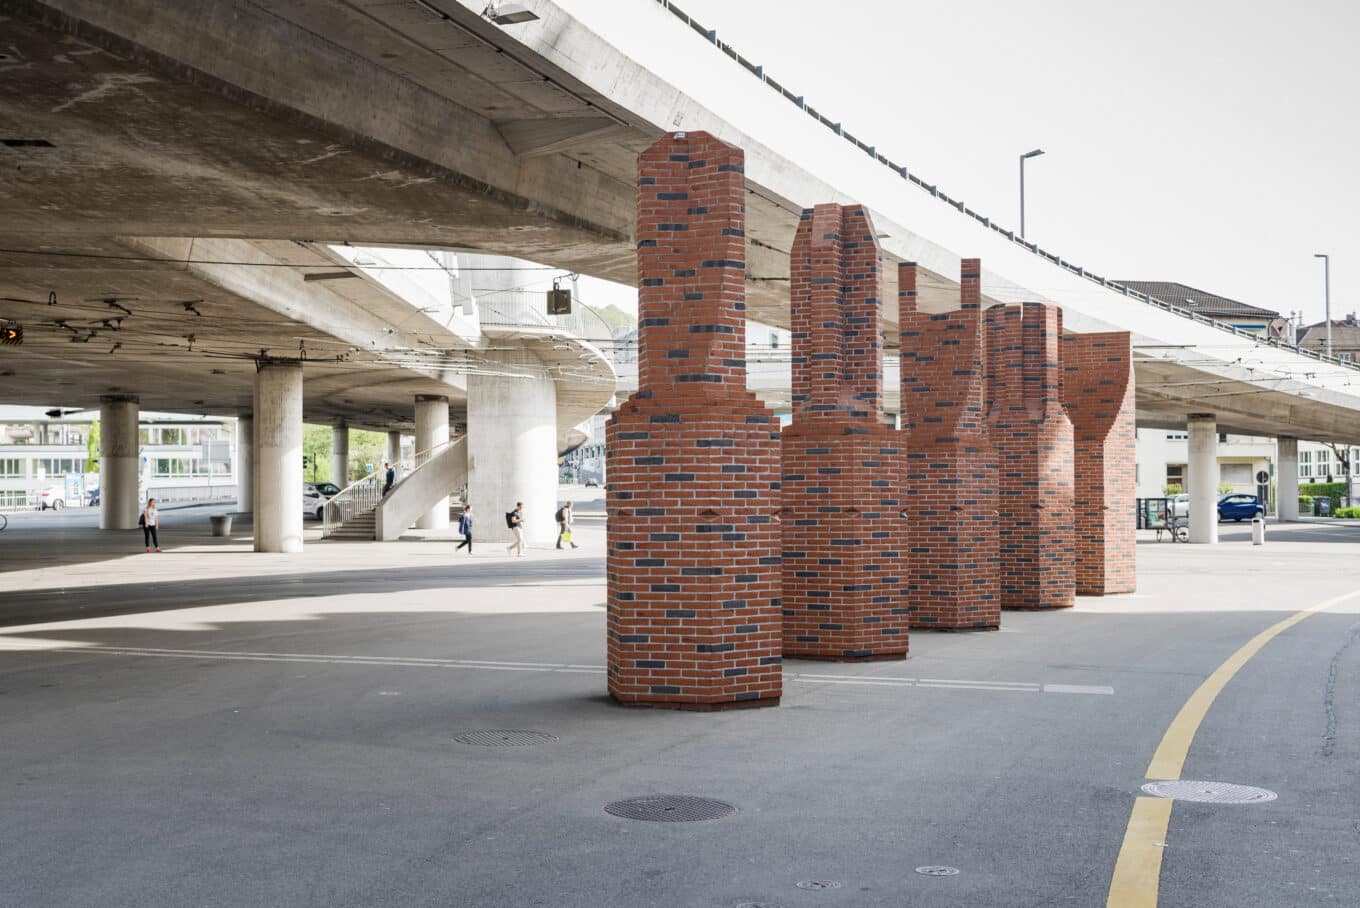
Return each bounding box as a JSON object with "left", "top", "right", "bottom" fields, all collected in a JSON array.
[
  {"left": 1019, "top": 148, "right": 1044, "bottom": 238},
  {"left": 1314, "top": 253, "right": 1332, "bottom": 357}
]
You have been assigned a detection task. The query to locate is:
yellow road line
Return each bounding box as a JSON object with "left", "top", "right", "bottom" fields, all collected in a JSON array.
[
  {"left": 1107, "top": 797, "right": 1173, "bottom": 908},
  {"left": 1106, "top": 590, "right": 1360, "bottom": 907}
]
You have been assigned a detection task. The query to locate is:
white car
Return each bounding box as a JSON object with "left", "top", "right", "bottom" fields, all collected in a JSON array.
[
  {"left": 1169, "top": 493, "right": 1189, "bottom": 518},
  {"left": 37, "top": 485, "right": 67, "bottom": 510},
  {"left": 303, "top": 482, "right": 341, "bottom": 520}
]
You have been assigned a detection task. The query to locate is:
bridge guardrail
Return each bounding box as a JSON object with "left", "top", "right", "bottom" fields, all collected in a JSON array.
[{"left": 654, "top": 0, "right": 1356, "bottom": 375}]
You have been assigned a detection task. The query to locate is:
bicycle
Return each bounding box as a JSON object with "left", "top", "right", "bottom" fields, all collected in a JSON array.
[{"left": 0, "top": 512, "right": 7, "bottom": 532}]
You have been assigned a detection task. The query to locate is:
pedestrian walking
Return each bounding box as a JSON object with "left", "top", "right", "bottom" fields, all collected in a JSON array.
[
  {"left": 555, "top": 500, "right": 579, "bottom": 550},
  {"left": 382, "top": 461, "right": 395, "bottom": 496},
  {"left": 140, "top": 497, "right": 161, "bottom": 552},
  {"left": 505, "top": 501, "right": 525, "bottom": 557},
  {"left": 455, "top": 504, "right": 473, "bottom": 554}
]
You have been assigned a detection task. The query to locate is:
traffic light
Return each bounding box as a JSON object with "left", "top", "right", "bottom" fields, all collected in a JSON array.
[{"left": 1, "top": 323, "right": 21, "bottom": 346}]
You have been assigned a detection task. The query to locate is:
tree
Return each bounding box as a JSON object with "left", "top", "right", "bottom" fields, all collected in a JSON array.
[
  {"left": 85, "top": 420, "right": 100, "bottom": 473},
  {"left": 1326, "top": 443, "right": 1352, "bottom": 506},
  {"left": 302, "top": 424, "right": 333, "bottom": 484}
]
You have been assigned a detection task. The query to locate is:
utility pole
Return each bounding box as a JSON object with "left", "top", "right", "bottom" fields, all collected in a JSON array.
[
  {"left": 1314, "top": 253, "right": 1332, "bottom": 357},
  {"left": 1019, "top": 148, "right": 1044, "bottom": 238}
]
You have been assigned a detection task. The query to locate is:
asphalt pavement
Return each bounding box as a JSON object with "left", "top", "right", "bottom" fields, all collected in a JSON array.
[{"left": 1, "top": 503, "right": 1358, "bottom": 907}]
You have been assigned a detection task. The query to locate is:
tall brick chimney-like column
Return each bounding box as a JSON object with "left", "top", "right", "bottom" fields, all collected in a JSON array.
[
  {"left": 984, "top": 302, "right": 1076, "bottom": 609},
  {"left": 605, "top": 132, "right": 783, "bottom": 710},
  {"left": 898, "top": 259, "right": 1000, "bottom": 630},
  {"left": 1062, "top": 332, "right": 1136, "bottom": 595},
  {"left": 781, "top": 204, "right": 909, "bottom": 660}
]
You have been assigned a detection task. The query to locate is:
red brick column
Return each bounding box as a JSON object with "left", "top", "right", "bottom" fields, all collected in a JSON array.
[
  {"left": 984, "top": 303, "right": 1076, "bottom": 609},
  {"left": 1062, "top": 332, "right": 1136, "bottom": 595},
  {"left": 781, "top": 204, "right": 909, "bottom": 660},
  {"left": 898, "top": 259, "right": 1000, "bottom": 630},
  {"left": 605, "top": 132, "right": 782, "bottom": 710}
]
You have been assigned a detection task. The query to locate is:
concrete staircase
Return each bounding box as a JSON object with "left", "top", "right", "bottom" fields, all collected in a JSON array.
[{"left": 325, "top": 509, "right": 376, "bottom": 540}]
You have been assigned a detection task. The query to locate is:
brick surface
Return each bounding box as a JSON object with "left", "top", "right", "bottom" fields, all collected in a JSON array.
[
  {"left": 605, "top": 132, "right": 782, "bottom": 710},
  {"left": 1062, "top": 332, "right": 1136, "bottom": 595},
  {"left": 781, "top": 204, "right": 909, "bottom": 660},
  {"left": 898, "top": 260, "right": 1000, "bottom": 630},
  {"left": 984, "top": 302, "right": 1076, "bottom": 610}
]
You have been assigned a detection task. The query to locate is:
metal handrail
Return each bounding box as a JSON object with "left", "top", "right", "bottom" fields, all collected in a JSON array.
[
  {"left": 321, "top": 437, "right": 457, "bottom": 536},
  {"left": 653, "top": 0, "right": 1360, "bottom": 375}
]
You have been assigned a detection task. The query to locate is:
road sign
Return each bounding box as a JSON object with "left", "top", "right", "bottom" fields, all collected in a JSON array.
[
  {"left": 1, "top": 323, "right": 21, "bottom": 346},
  {"left": 1256, "top": 470, "right": 1270, "bottom": 485}
]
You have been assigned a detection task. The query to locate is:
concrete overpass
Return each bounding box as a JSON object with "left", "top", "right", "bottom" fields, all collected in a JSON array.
[{"left": 2, "top": 0, "right": 1358, "bottom": 543}]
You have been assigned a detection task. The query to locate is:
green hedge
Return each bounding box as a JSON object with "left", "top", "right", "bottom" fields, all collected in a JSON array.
[
  {"left": 1335, "top": 507, "right": 1360, "bottom": 519},
  {"left": 1301, "top": 481, "right": 1347, "bottom": 512}
]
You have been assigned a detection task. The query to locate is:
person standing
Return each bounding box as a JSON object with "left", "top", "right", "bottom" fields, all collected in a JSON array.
[
  {"left": 382, "top": 461, "right": 395, "bottom": 496},
  {"left": 505, "top": 501, "right": 525, "bottom": 557},
  {"left": 455, "top": 504, "right": 473, "bottom": 554},
  {"left": 555, "top": 500, "right": 579, "bottom": 550},
  {"left": 140, "top": 498, "right": 161, "bottom": 553}
]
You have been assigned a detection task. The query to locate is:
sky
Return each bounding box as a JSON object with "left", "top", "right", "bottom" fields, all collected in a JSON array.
[{"left": 554, "top": 0, "right": 1358, "bottom": 326}]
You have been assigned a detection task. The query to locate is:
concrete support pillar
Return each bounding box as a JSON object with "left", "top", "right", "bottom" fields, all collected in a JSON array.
[
  {"left": 253, "top": 361, "right": 304, "bottom": 553},
  {"left": 332, "top": 423, "right": 349, "bottom": 487},
  {"left": 385, "top": 430, "right": 402, "bottom": 467},
  {"left": 236, "top": 414, "right": 253, "bottom": 513},
  {"left": 99, "top": 395, "right": 140, "bottom": 530},
  {"left": 1278, "top": 436, "right": 1299, "bottom": 521},
  {"left": 467, "top": 350, "right": 557, "bottom": 544},
  {"left": 1188, "top": 413, "right": 1219, "bottom": 544},
  {"left": 414, "top": 395, "right": 450, "bottom": 529}
]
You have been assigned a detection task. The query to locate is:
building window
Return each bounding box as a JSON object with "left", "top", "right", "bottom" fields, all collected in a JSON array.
[
  {"left": 36, "top": 458, "right": 82, "bottom": 477},
  {"left": 1340, "top": 352, "right": 1353, "bottom": 362},
  {"left": 0, "top": 458, "right": 24, "bottom": 478},
  {"left": 1301, "top": 451, "right": 1312, "bottom": 464},
  {"left": 1165, "top": 432, "right": 1187, "bottom": 440},
  {"left": 1301, "top": 463, "right": 1313, "bottom": 478}
]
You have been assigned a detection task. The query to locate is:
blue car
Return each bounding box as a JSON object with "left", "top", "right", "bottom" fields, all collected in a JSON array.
[{"left": 1217, "top": 493, "right": 1264, "bottom": 522}]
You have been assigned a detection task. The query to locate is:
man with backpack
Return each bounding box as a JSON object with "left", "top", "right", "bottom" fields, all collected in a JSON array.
[
  {"left": 555, "top": 500, "right": 579, "bottom": 550},
  {"left": 505, "top": 502, "right": 525, "bottom": 557}
]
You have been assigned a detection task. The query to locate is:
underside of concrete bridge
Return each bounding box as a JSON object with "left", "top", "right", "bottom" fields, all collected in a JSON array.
[{"left": 3, "top": 0, "right": 1360, "bottom": 449}]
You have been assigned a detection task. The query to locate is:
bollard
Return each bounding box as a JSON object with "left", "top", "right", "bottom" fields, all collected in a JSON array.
[
  {"left": 209, "top": 514, "right": 233, "bottom": 537},
  {"left": 1251, "top": 516, "right": 1265, "bottom": 546}
]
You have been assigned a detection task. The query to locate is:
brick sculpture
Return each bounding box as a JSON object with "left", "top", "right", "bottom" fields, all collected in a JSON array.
[
  {"left": 898, "top": 259, "right": 1000, "bottom": 630},
  {"left": 605, "top": 132, "right": 783, "bottom": 710},
  {"left": 1062, "top": 332, "right": 1136, "bottom": 595},
  {"left": 781, "top": 204, "right": 909, "bottom": 660},
  {"left": 984, "top": 302, "right": 1076, "bottom": 609}
]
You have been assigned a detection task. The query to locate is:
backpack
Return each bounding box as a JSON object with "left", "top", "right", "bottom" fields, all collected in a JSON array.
[
  {"left": 505, "top": 510, "right": 517, "bottom": 529},
  {"left": 554, "top": 507, "right": 565, "bottom": 523}
]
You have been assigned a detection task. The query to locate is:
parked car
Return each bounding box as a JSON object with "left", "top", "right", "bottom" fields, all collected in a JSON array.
[
  {"left": 1218, "top": 493, "right": 1265, "bottom": 522},
  {"left": 1169, "top": 493, "right": 1189, "bottom": 518},
  {"left": 37, "top": 485, "right": 67, "bottom": 510},
  {"left": 583, "top": 478, "right": 599, "bottom": 488},
  {"left": 303, "top": 482, "right": 336, "bottom": 521}
]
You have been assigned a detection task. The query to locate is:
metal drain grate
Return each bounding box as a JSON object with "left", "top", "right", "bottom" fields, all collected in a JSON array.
[
  {"left": 604, "top": 795, "right": 736, "bottom": 822},
  {"left": 454, "top": 730, "right": 558, "bottom": 747},
  {"left": 735, "top": 903, "right": 785, "bottom": 908},
  {"left": 915, "top": 866, "right": 961, "bottom": 876},
  {"left": 1141, "top": 780, "right": 1278, "bottom": 804},
  {"left": 794, "top": 880, "right": 842, "bottom": 891}
]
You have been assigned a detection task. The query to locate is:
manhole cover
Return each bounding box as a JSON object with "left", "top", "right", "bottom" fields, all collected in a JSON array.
[
  {"left": 604, "top": 795, "right": 736, "bottom": 822},
  {"left": 454, "top": 730, "right": 558, "bottom": 747},
  {"left": 735, "top": 903, "right": 785, "bottom": 908},
  {"left": 794, "top": 880, "right": 842, "bottom": 891},
  {"left": 915, "top": 866, "right": 960, "bottom": 876},
  {"left": 1141, "top": 780, "right": 1278, "bottom": 804}
]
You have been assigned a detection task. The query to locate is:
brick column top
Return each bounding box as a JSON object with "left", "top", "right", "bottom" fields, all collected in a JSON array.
[
  {"left": 790, "top": 203, "right": 883, "bottom": 422},
  {"left": 636, "top": 131, "right": 747, "bottom": 396}
]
